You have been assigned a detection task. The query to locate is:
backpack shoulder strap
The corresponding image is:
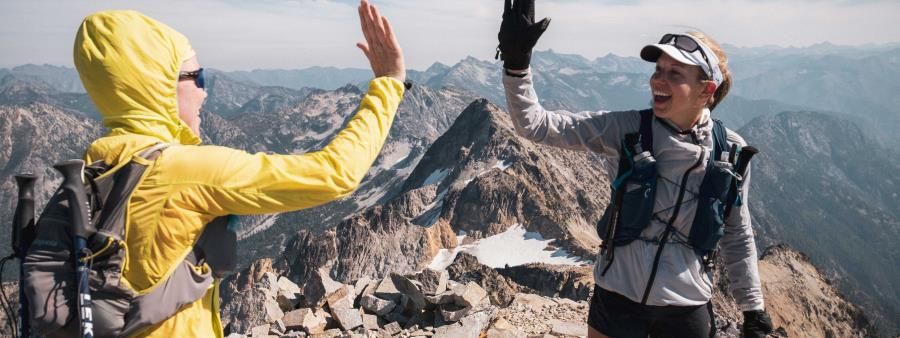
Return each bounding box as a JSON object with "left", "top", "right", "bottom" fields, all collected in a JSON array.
[
  {"left": 136, "top": 143, "right": 171, "bottom": 161},
  {"left": 710, "top": 119, "right": 727, "bottom": 161},
  {"left": 639, "top": 109, "right": 654, "bottom": 153}
]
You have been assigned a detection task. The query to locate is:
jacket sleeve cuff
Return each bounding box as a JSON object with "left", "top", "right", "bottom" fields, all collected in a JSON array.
[{"left": 371, "top": 76, "right": 406, "bottom": 97}]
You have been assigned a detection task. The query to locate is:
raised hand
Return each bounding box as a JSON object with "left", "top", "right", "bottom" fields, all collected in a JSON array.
[
  {"left": 356, "top": 0, "right": 405, "bottom": 83},
  {"left": 497, "top": 0, "right": 551, "bottom": 70}
]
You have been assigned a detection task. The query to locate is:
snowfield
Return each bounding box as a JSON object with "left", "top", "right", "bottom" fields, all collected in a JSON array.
[{"left": 428, "top": 224, "right": 585, "bottom": 270}]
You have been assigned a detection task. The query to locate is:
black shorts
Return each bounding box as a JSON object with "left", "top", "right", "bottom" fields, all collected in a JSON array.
[{"left": 587, "top": 285, "right": 715, "bottom": 338}]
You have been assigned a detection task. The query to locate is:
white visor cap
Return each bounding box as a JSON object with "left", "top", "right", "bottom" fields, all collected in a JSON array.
[{"left": 640, "top": 34, "right": 723, "bottom": 87}]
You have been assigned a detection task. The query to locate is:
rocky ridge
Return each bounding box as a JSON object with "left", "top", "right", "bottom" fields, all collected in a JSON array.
[
  {"left": 258, "top": 99, "right": 609, "bottom": 290},
  {"left": 210, "top": 244, "right": 874, "bottom": 338}
]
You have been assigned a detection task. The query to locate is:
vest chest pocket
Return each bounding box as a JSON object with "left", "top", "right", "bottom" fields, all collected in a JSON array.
[
  {"left": 614, "top": 160, "right": 658, "bottom": 246},
  {"left": 688, "top": 161, "right": 735, "bottom": 253}
]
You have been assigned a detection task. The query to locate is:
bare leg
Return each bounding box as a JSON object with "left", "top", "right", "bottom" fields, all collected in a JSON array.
[{"left": 589, "top": 326, "right": 610, "bottom": 338}]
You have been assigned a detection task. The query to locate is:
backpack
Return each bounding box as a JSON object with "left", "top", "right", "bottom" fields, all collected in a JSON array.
[
  {"left": 597, "top": 109, "right": 756, "bottom": 272},
  {"left": 11, "top": 143, "right": 237, "bottom": 338}
]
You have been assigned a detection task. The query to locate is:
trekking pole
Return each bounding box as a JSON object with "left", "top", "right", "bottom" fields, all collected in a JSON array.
[
  {"left": 53, "top": 160, "right": 95, "bottom": 338},
  {"left": 13, "top": 174, "right": 37, "bottom": 338}
]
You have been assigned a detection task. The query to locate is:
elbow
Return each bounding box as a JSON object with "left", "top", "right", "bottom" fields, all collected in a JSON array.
[{"left": 327, "top": 171, "right": 363, "bottom": 200}]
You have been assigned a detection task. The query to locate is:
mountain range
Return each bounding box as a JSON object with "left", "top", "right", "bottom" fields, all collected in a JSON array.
[{"left": 0, "top": 43, "right": 897, "bottom": 336}]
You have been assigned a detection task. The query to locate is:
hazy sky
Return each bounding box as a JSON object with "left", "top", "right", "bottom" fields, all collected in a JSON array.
[{"left": 2, "top": 0, "right": 899, "bottom": 70}]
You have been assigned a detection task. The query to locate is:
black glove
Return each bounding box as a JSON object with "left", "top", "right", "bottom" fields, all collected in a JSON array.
[
  {"left": 742, "top": 310, "right": 774, "bottom": 338},
  {"left": 497, "top": 0, "right": 551, "bottom": 70}
]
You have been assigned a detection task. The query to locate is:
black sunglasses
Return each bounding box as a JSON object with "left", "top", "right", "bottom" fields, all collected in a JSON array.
[
  {"left": 659, "top": 34, "right": 713, "bottom": 79},
  {"left": 178, "top": 68, "right": 205, "bottom": 89}
]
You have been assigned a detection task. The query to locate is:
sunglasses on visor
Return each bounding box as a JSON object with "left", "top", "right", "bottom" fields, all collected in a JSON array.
[
  {"left": 178, "top": 68, "right": 205, "bottom": 89},
  {"left": 658, "top": 34, "right": 714, "bottom": 79}
]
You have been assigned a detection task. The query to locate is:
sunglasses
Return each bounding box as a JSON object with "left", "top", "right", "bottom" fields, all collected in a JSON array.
[
  {"left": 659, "top": 34, "right": 713, "bottom": 79},
  {"left": 178, "top": 68, "right": 205, "bottom": 89}
]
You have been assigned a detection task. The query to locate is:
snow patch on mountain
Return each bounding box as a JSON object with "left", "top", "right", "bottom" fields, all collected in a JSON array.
[
  {"left": 428, "top": 224, "right": 585, "bottom": 270},
  {"left": 422, "top": 168, "right": 449, "bottom": 186}
]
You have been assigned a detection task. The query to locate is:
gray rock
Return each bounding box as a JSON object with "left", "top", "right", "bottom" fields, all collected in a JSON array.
[
  {"left": 225, "top": 333, "right": 247, "bottom": 338},
  {"left": 549, "top": 320, "right": 587, "bottom": 337},
  {"left": 374, "top": 277, "right": 403, "bottom": 303},
  {"left": 359, "top": 279, "right": 380, "bottom": 301},
  {"left": 353, "top": 277, "right": 373, "bottom": 298},
  {"left": 260, "top": 272, "right": 280, "bottom": 294},
  {"left": 485, "top": 317, "right": 526, "bottom": 338},
  {"left": 320, "top": 328, "right": 344, "bottom": 338},
  {"left": 384, "top": 321, "right": 403, "bottom": 335},
  {"left": 425, "top": 292, "right": 455, "bottom": 306},
  {"left": 326, "top": 284, "right": 355, "bottom": 310},
  {"left": 360, "top": 294, "right": 397, "bottom": 315},
  {"left": 272, "top": 319, "right": 287, "bottom": 335},
  {"left": 251, "top": 324, "right": 271, "bottom": 338},
  {"left": 453, "top": 282, "right": 487, "bottom": 308},
  {"left": 432, "top": 310, "right": 492, "bottom": 338},
  {"left": 277, "top": 289, "right": 302, "bottom": 312},
  {"left": 282, "top": 308, "right": 326, "bottom": 334},
  {"left": 302, "top": 268, "right": 344, "bottom": 308},
  {"left": 439, "top": 304, "right": 471, "bottom": 322},
  {"left": 265, "top": 297, "right": 286, "bottom": 322},
  {"left": 330, "top": 307, "right": 364, "bottom": 330},
  {"left": 362, "top": 313, "right": 380, "bottom": 330},
  {"left": 416, "top": 269, "right": 449, "bottom": 296},
  {"left": 278, "top": 276, "right": 303, "bottom": 295},
  {"left": 280, "top": 332, "right": 306, "bottom": 338}
]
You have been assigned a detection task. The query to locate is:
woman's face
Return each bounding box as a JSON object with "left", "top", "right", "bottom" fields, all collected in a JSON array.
[
  {"left": 649, "top": 53, "right": 713, "bottom": 125},
  {"left": 177, "top": 56, "right": 206, "bottom": 136}
]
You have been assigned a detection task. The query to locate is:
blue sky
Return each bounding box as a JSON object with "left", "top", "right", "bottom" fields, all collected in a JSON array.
[{"left": 1, "top": 0, "right": 898, "bottom": 70}]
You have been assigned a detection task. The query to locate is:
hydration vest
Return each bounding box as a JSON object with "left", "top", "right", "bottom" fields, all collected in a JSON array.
[{"left": 597, "top": 109, "right": 750, "bottom": 266}]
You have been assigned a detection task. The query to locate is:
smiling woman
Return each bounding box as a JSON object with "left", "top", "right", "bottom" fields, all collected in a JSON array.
[{"left": 496, "top": 0, "right": 772, "bottom": 337}]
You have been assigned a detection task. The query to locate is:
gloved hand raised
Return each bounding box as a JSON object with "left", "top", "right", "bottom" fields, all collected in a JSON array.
[
  {"left": 497, "top": 0, "right": 551, "bottom": 70},
  {"left": 742, "top": 310, "right": 774, "bottom": 338}
]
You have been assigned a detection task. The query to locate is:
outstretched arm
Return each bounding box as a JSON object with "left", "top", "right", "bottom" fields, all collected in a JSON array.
[
  {"left": 172, "top": 0, "right": 408, "bottom": 216},
  {"left": 497, "top": 0, "right": 635, "bottom": 155}
]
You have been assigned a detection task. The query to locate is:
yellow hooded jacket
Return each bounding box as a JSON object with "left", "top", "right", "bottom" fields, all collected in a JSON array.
[{"left": 74, "top": 10, "right": 404, "bottom": 337}]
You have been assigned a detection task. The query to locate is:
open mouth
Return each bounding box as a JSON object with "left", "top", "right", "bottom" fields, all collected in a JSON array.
[{"left": 652, "top": 90, "right": 672, "bottom": 104}]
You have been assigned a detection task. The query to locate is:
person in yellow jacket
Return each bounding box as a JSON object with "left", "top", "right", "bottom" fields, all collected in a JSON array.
[{"left": 72, "top": 1, "right": 406, "bottom": 336}]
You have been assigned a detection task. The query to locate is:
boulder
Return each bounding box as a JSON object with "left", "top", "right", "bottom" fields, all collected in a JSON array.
[
  {"left": 330, "top": 307, "right": 364, "bottom": 330},
  {"left": 391, "top": 273, "right": 427, "bottom": 310},
  {"left": 439, "top": 304, "right": 471, "bottom": 322},
  {"left": 325, "top": 284, "right": 355, "bottom": 310},
  {"left": 281, "top": 308, "right": 326, "bottom": 334},
  {"left": 264, "top": 297, "right": 285, "bottom": 322},
  {"left": 271, "top": 319, "right": 286, "bottom": 335},
  {"left": 432, "top": 310, "right": 492, "bottom": 338},
  {"left": 360, "top": 294, "right": 397, "bottom": 316},
  {"left": 416, "top": 269, "right": 449, "bottom": 296},
  {"left": 452, "top": 282, "right": 488, "bottom": 308},
  {"left": 302, "top": 268, "right": 343, "bottom": 307},
  {"left": 362, "top": 313, "right": 380, "bottom": 330},
  {"left": 374, "top": 277, "right": 403, "bottom": 303}
]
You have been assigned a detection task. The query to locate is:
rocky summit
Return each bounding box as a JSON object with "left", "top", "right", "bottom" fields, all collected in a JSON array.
[{"left": 206, "top": 243, "right": 873, "bottom": 338}]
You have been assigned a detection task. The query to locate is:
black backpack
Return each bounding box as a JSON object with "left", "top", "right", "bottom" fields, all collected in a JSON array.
[{"left": 5, "top": 143, "right": 237, "bottom": 338}]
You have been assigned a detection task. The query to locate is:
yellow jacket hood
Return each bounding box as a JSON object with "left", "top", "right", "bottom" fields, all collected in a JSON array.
[{"left": 74, "top": 10, "right": 201, "bottom": 146}]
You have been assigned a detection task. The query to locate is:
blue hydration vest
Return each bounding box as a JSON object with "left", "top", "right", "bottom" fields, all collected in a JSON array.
[{"left": 597, "top": 109, "right": 746, "bottom": 261}]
